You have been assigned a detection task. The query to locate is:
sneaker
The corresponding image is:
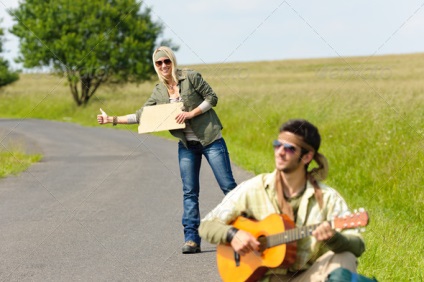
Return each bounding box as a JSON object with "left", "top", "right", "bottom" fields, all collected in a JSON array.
[{"left": 182, "top": 241, "right": 201, "bottom": 254}]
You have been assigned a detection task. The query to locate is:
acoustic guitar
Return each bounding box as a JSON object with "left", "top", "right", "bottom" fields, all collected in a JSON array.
[{"left": 216, "top": 210, "right": 369, "bottom": 282}]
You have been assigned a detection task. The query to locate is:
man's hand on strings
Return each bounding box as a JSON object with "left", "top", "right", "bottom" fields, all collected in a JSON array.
[{"left": 230, "top": 230, "right": 260, "bottom": 256}]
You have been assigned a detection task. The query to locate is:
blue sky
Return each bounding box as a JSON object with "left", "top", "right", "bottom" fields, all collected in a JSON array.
[{"left": 1, "top": 0, "right": 424, "bottom": 68}]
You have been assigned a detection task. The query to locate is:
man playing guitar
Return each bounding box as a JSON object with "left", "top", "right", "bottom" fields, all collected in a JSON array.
[{"left": 199, "top": 119, "right": 366, "bottom": 282}]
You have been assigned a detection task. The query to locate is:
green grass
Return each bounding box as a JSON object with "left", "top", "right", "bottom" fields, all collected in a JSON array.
[
  {"left": 0, "top": 148, "right": 42, "bottom": 178},
  {"left": 1, "top": 53, "right": 423, "bottom": 280}
]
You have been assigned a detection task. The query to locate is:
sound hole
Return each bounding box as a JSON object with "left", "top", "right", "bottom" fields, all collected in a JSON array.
[{"left": 257, "top": 235, "right": 267, "bottom": 252}]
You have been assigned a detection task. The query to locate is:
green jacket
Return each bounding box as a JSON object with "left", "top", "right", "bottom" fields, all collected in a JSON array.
[{"left": 135, "top": 69, "right": 223, "bottom": 147}]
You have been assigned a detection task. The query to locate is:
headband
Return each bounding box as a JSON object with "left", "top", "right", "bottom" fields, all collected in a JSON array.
[
  {"left": 280, "top": 131, "right": 329, "bottom": 180},
  {"left": 280, "top": 131, "right": 315, "bottom": 152},
  {"left": 154, "top": 50, "right": 169, "bottom": 61}
]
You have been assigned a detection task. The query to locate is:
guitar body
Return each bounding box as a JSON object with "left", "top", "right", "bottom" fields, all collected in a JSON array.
[
  {"left": 217, "top": 214, "right": 297, "bottom": 282},
  {"left": 216, "top": 210, "right": 369, "bottom": 282}
]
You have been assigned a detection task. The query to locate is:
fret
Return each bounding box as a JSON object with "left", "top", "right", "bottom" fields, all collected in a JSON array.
[{"left": 266, "top": 223, "right": 322, "bottom": 248}]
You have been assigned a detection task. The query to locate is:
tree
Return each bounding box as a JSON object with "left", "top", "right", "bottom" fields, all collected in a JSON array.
[
  {"left": 9, "top": 0, "right": 173, "bottom": 106},
  {"left": 0, "top": 25, "right": 19, "bottom": 87}
]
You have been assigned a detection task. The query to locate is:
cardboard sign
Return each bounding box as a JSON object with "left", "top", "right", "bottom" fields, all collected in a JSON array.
[{"left": 138, "top": 102, "right": 186, "bottom": 134}]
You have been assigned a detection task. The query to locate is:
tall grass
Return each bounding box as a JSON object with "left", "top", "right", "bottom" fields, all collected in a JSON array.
[{"left": 1, "top": 53, "right": 423, "bottom": 280}]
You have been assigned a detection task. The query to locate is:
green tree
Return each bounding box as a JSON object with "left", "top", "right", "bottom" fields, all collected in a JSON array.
[
  {"left": 9, "top": 0, "right": 172, "bottom": 106},
  {"left": 0, "top": 25, "right": 19, "bottom": 87}
]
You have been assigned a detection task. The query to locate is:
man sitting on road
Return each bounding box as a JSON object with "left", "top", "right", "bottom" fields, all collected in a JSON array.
[{"left": 199, "top": 119, "right": 365, "bottom": 282}]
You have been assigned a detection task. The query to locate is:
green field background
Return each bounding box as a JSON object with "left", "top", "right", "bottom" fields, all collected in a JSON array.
[{"left": 1, "top": 53, "right": 423, "bottom": 280}]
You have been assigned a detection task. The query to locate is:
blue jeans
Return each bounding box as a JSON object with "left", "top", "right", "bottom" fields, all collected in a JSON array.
[{"left": 178, "top": 138, "right": 237, "bottom": 245}]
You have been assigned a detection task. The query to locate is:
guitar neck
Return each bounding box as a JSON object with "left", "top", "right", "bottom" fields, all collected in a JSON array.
[
  {"left": 266, "top": 209, "right": 369, "bottom": 248},
  {"left": 266, "top": 222, "right": 329, "bottom": 248}
]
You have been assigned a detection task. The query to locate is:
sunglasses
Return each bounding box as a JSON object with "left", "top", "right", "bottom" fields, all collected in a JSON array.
[
  {"left": 272, "top": 140, "right": 297, "bottom": 154},
  {"left": 155, "top": 59, "right": 172, "bottom": 67}
]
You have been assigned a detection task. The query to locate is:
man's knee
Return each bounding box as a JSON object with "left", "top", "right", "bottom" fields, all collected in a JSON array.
[
  {"left": 322, "top": 251, "right": 358, "bottom": 273},
  {"left": 303, "top": 251, "right": 358, "bottom": 282}
]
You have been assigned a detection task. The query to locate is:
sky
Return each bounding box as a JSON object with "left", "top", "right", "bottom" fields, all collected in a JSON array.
[{"left": 1, "top": 0, "right": 424, "bottom": 69}]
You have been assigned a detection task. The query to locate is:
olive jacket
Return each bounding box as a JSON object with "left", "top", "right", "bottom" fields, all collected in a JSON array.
[{"left": 135, "top": 69, "right": 223, "bottom": 147}]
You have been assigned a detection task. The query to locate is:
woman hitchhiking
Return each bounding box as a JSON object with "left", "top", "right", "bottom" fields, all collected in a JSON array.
[{"left": 96, "top": 46, "right": 237, "bottom": 254}]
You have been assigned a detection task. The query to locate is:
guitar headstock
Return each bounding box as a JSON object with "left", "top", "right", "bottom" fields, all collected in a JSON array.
[{"left": 333, "top": 209, "right": 369, "bottom": 231}]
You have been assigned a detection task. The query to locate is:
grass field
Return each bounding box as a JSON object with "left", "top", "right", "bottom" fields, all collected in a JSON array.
[{"left": 1, "top": 53, "right": 423, "bottom": 280}]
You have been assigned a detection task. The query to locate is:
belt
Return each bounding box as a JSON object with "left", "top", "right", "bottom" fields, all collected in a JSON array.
[{"left": 187, "top": 140, "right": 201, "bottom": 146}]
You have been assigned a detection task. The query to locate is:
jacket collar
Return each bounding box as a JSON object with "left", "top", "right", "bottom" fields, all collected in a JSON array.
[{"left": 177, "top": 69, "right": 187, "bottom": 82}]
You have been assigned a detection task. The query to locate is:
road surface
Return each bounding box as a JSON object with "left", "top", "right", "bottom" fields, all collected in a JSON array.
[{"left": 0, "top": 119, "right": 253, "bottom": 282}]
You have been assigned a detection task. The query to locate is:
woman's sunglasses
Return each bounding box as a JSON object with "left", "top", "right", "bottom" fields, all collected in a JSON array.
[
  {"left": 155, "top": 59, "right": 172, "bottom": 67},
  {"left": 272, "top": 140, "right": 297, "bottom": 154}
]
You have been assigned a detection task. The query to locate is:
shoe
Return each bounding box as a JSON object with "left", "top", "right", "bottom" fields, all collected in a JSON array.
[{"left": 182, "top": 241, "right": 201, "bottom": 254}]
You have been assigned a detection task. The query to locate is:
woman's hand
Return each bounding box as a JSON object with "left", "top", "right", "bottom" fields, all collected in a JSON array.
[
  {"left": 175, "top": 112, "right": 194, "bottom": 124},
  {"left": 97, "top": 108, "right": 109, "bottom": 124}
]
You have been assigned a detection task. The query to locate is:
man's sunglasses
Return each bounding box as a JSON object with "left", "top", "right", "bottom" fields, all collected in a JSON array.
[
  {"left": 272, "top": 140, "right": 297, "bottom": 154},
  {"left": 155, "top": 59, "right": 172, "bottom": 67}
]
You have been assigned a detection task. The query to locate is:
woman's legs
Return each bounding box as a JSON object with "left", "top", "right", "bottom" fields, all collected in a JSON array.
[
  {"left": 178, "top": 138, "right": 237, "bottom": 252},
  {"left": 203, "top": 138, "right": 237, "bottom": 195},
  {"left": 178, "top": 142, "right": 202, "bottom": 247}
]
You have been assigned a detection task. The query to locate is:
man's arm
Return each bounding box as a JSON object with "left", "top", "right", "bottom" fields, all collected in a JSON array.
[
  {"left": 324, "top": 232, "right": 365, "bottom": 257},
  {"left": 199, "top": 186, "right": 243, "bottom": 246},
  {"left": 199, "top": 221, "right": 260, "bottom": 256},
  {"left": 199, "top": 220, "right": 233, "bottom": 245},
  {"left": 313, "top": 220, "right": 365, "bottom": 257},
  {"left": 313, "top": 187, "right": 366, "bottom": 257}
]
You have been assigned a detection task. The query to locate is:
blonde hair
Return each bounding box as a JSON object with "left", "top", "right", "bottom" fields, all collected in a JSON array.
[{"left": 152, "top": 46, "right": 179, "bottom": 86}]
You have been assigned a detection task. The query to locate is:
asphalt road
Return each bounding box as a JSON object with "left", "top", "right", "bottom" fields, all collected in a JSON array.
[{"left": 0, "top": 119, "right": 253, "bottom": 282}]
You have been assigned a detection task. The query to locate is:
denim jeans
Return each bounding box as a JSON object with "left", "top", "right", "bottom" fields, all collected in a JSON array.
[{"left": 178, "top": 138, "right": 237, "bottom": 245}]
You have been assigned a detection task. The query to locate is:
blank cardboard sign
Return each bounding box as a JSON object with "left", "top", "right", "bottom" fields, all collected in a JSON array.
[{"left": 138, "top": 102, "right": 186, "bottom": 134}]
